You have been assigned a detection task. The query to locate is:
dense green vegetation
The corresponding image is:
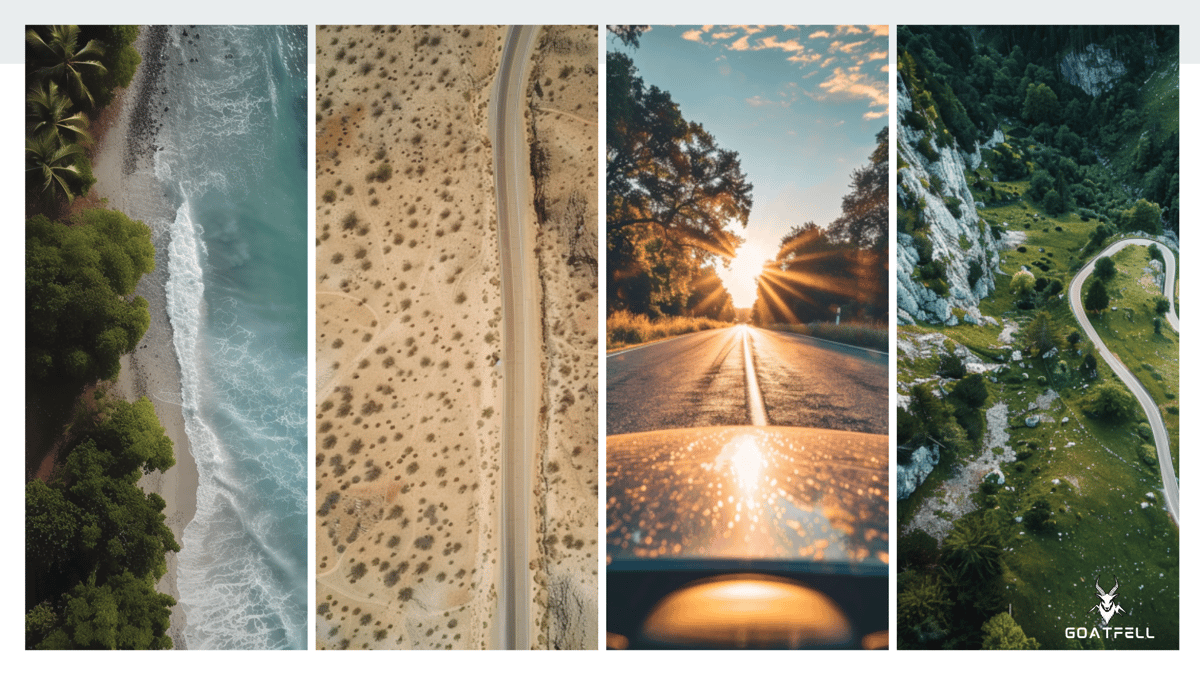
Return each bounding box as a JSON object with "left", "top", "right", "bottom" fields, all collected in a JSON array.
[
  {"left": 25, "top": 25, "right": 141, "bottom": 213},
  {"left": 25, "top": 26, "right": 176, "bottom": 650},
  {"left": 898, "top": 25, "right": 1178, "bottom": 234},
  {"left": 897, "top": 26, "right": 1178, "bottom": 650},
  {"left": 26, "top": 394, "right": 178, "bottom": 649},
  {"left": 27, "top": 209, "right": 155, "bottom": 385}
]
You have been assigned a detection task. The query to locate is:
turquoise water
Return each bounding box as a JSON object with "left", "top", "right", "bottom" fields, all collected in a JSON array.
[{"left": 155, "top": 25, "right": 307, "bottom": 650}]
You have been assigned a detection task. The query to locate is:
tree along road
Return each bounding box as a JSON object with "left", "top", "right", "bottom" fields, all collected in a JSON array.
[
  {"left": 490, "top": 24, "right": 540, "bottom": 650},
  {"left": 1067, "top": 237, "right": 1179, "bottom": 524},
  {"left": 607, "top": 326, "right": 887, "bottom": 436}
]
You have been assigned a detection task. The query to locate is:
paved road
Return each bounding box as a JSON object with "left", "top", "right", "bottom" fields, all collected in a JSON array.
[
  {"left": 490, "top": 24, "right": 540, "bottom": 650},
  {"left": 1068, "top": 237, "right": 1179, "bottom": 523},
  {"left": 607, "top": 326, "right": 887, "bottom": 436}
]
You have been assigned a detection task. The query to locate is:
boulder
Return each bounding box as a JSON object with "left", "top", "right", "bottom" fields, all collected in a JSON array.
[{"left": 897, "top": 445, "right": 940, "bottom": 500}]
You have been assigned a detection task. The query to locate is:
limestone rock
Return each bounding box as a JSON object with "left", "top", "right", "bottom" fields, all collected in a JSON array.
[
  {"left": 1059, "top": 44, "right": 1127, "bottom": 97},
  {"left": 898, "top": 445, "right": 940, "bottom": 500},
  {"left": 896, "top": 78, "right": 1001, "bottom": 325}
]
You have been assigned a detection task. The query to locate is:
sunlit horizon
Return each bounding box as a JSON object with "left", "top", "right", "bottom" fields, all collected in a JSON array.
[
  {"left": 718, "top": 241, "right": 771, "bottom": 308},
  {"left": 611, "top": 25, "right": 890, "bottom": 311}
]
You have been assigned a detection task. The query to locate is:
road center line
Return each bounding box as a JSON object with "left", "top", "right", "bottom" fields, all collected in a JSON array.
[{"left": 742, "top": 329, "right": 768, "bottom": 426}]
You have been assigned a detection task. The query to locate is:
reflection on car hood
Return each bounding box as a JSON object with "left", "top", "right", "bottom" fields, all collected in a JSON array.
[{"left": 607, "top": 426, "right": 888, "bottom": 572}]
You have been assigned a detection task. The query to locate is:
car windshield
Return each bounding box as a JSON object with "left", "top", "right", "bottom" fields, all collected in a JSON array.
[{"left": 607, "top": 425, "right": 888, "bottom": 571}]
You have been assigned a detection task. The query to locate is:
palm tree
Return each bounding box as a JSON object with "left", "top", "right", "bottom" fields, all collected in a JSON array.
[
  {"left": 26, "top": 25, "right": 106, "bottom": 109},
  {"left": 26, "top": 133, "right": 87, "bottom": 205},
  {"left": 27, "top": 81, "right": 92, "bottom": 146}
]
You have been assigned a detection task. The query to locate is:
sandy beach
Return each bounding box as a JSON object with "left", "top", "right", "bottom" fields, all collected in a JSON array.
[{"left": 89, "top": 27, "right": 198, "bottom": 650}]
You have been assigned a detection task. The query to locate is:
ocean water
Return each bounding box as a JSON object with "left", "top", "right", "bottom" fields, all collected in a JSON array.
[{"left": 154, "top": 25, "right": 308, "bottom": 650}]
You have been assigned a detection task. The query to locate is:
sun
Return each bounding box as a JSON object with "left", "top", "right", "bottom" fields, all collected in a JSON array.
[{"left": 719, "top": 242, "right": 769, "bottom": 308}]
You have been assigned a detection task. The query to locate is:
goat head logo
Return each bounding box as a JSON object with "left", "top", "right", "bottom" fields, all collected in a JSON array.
[{"left": 1090, "top": 577, "right": 1125, "bottom": 626}]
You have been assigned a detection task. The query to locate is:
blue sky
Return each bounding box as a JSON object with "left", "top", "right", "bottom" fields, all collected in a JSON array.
[{"left": 609, "top": 25, "right": 890, "bottom": 306}]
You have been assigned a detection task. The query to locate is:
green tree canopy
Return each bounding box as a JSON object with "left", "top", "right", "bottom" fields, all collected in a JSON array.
[
  {"left": 32, "top": 572, "right": 174, "bottom": 650},
  {"left": 26, "top": 25, "right": 107, "bottom": 109},
  {"left": 1082, "top": 382, "right": 1136, "bottom": 420},
  {"left": 76, "top": 26, "right": 142, "bottom": 111},
  {"left": 827, "top": 127, "right": 889, "bottom": 253},
  {"left": 953, "top": 373, "right": 990, "bottom": 409},
  {"left": 981, "top": 612, "right": 1040, "bottom": 649},
  {"left": 1011, "top": 269, "right": 1035, "bottom": 298},
  {"left": 898, "top": 574, "right": 951, "bottom": 640},
  {"left": 1094, "top": 255, "right": 1117, "bottom": 282},
  {"left": 1022, "top": 82, "right": 1058, "bottom": 125},
  {"left": 942, "top": 510, "right": 1008, "bottom": 585},
  {"left": 1084, "top": 277, "right": 1109, "bottom": 312},
  {"left": 26, "top": 209, "right": 155, "bottom": 383},
  {"left": 27, "top": 80, "right": 92, "bottom": 145},
  {"left": 25, "top": 132, "right": 93, "bottom": 206},
  {"left": 1022, "top": 311, "right": 1061, "bottom": 356},
  {"left": 1023, "top": 498, "right": 1054, "bottom": 531},
  {"left": 606, "top": 50, "right": 752, "bottom": 316},
  {"left": 1120, "top": 198, "right": 1163, "bottom": 234}
]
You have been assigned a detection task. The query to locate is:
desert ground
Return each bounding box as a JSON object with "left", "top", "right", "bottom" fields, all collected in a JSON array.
[{"left": 313, "top": 25, "right": 597, "bottom": 650}]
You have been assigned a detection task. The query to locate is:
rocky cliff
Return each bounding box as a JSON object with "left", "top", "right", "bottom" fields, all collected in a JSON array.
[
  {"left": 1059, "top": 44, "right": 1126, "bottom": 97},
  {"left": 896, "top": 78, "right": 1003, "bottom": 326}
]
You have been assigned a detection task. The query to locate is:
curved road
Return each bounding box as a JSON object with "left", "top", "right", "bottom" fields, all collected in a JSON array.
[
  {"left": 607, "top": 326, "right": 887, "bottom": 436},
  {"left": 490, "top": 25, "right": 540, "bottom": 650},
  {"left": 1068, "top": 238, "right": 1179, "bottom": 523}
]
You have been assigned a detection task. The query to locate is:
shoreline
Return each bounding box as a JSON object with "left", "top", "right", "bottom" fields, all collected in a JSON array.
[{"left": 92, "top": 26, "right": 197, "bottom": 651}]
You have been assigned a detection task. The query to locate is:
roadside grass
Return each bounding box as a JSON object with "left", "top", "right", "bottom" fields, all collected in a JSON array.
[
  {"left": 606, "top": 310, "right": 730, "bottom": 350},
  {"left": 1084, "top": 245, "right": 1179, "bottom": 470},
  {"left": 900, "top": 193, "right": 1179, "bottom": 648},
  {"left": 764, "top": 321, "right": 888, "bottom": 352},
  {"left": 1001, "top": 364, "right": 1177, "bottom": 649}
]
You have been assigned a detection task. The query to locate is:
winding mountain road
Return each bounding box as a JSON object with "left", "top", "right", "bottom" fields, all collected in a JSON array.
[
  {"left": 1067, "top": 237, "right": 1179, "bottom": 524},
  {"left": 490, "top": 25, "right": 540, "bottom": 650}
]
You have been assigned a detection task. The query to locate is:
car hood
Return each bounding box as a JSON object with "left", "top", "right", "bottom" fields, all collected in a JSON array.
[{"left": 607, "top": 425, "right": 888, "bottom": 574}]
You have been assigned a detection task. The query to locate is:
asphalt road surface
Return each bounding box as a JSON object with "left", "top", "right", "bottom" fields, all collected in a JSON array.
[
  {"left": 607, "top": 326, "right": 887, "bottom": 436},
  {"left": 491, "top": 24, "right": 540, "bottom": 650},
  {"left": 1068, "top": 238, "right": 1179, "bottom": 524}
]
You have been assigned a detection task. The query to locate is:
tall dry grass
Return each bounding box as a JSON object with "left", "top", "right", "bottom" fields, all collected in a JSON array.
[
  {"left": 765, "top": 321, "right": 888, "bottom": 352},
  {"left": 607, "top": 311, "right": 731, "bottom": 349}
]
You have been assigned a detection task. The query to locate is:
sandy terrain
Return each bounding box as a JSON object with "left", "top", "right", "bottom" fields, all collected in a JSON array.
[
  {"left": 314, "top": 25, "right": 506, "bottom": 650},
  {"left": 313, "top": 25, "right": 598, "bottom": 650},
  {"left": 89, "top": 27, "right": 197, "bottom": 650},
  {"left": 523, "top": 25, "right": 599, "bottom": 650}
]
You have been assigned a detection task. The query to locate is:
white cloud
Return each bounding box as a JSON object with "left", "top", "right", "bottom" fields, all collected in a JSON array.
[{"left": 816, "top": 67, "right": 888, "bottom": 108}]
